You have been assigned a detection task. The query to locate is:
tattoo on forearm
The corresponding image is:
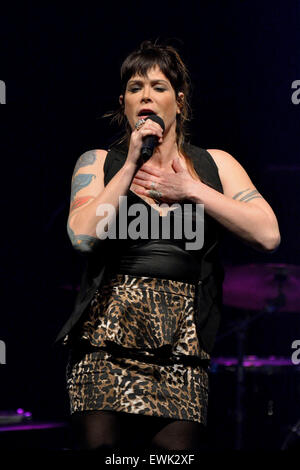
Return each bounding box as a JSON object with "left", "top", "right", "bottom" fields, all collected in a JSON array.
[
  {"left": 71, "top": 173, "right": 95, "bottom": 201},
  {"left": 67, "top": 221, "right": 98, "bottom": 252},
  {"left": 72, "top": 151, "right": 97, "bottom": 178},
  {"left": 233, "top": 188, "right": 262, "bottom": 203},
  {"left": 70, "top": 195, "right": 94, "bottom": 214}
]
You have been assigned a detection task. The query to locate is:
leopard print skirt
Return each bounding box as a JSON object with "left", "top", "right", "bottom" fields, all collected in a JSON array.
[{"left": 65, "top": 273, "right": 210, "bottom": 425}]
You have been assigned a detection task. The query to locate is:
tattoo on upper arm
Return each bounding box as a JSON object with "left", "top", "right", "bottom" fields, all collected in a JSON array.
[
  {"left": 232, "top": 188, "right": 263, "bottom": 203},
  {"left": 69, "top": 151, "right": 98, "bottom": 212},
  {"left": 67, "top": 151, "right": 100, "bottom": 252},
  {"left": 72, "top": 151, "right": 97, "bottom": 177},
  {"left": 232, "top": 188, "right": 250, "bottom": 199},
  {"left": 71, "top": 173, "right": 96, "bottom": 201}
]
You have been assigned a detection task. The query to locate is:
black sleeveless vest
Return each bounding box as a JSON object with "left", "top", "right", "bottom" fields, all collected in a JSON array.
[{"left": 55, "top": 142, "right": 224, "bottom": 354}]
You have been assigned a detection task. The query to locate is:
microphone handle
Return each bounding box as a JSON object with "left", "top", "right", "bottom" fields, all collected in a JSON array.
[{"left": 141, "top": 135, "right": 158, "bottom": 160}]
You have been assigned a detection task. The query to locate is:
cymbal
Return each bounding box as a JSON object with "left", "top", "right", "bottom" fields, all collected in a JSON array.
[{"left": 222, "top": 263, "right": 300, "bottom": 312}]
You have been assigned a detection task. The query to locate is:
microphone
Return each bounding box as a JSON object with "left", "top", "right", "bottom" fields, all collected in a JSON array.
[{"left": 140, "top": 114, "right": 165, "bottom": 160}]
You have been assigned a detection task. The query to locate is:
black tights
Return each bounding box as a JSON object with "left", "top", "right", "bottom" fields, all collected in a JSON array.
[{"left": 71, "top": 410, "right": 207, "bottom": 451}]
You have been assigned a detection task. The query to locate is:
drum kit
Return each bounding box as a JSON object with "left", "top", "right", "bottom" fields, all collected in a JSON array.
[{"left": 211, "top": 263, "right": 300, "bottom": 450}]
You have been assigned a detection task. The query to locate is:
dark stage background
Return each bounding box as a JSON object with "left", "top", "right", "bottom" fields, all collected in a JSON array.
[{"left": 0, "top": 0, "right": 299, "bottom": 451}]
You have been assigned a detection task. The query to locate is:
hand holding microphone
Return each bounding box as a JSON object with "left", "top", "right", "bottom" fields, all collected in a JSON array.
[
  {"left": 137, "top": 114, "right": 165, "bottom": 160},
  {"left": 125, "top": 113, "right": 165, "bottom": 168}
]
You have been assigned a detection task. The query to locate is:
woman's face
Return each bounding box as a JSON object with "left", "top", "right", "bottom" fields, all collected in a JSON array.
[{"left": 120, "top": 65, "right": 183, "bottom": 135}]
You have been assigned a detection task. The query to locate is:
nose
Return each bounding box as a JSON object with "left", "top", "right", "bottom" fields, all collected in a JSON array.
[{"left": 141, "top": 85, "right": 152, "bottom": 103}]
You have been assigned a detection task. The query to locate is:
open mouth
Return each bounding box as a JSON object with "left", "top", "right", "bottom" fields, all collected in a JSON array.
[{"left": 138, "top": 110, "right": 156, "bottom": 117}]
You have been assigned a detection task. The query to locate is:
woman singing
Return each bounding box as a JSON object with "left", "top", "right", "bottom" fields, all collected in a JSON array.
[{"left": 55, "top": 40, "right": 280, "bottom": 452}]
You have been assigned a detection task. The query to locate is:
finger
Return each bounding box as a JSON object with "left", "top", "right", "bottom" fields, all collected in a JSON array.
[
  {"left": 134, "top": 173, "right": 159, "bottom": 186},
  {"left": 135, "top": 129, "right": 161, "bottom": 140},
  {"left": 134, "top": 187, "right": 147, "bottom": 196},
  {"left": 143, "top": 121, "right": 164, "bottom": 132},
  {"left": 133, "top": 177, "right": 156, "bottom": 189},
  {"left": 132, "top": 177, "right": 147, "bottom": 186},
  {"left": 137, "top": 124, "right": 163, "bottom": 136},
  {"left": 133, "top": 172, "right": 149, "bottom": 181},
  {"left": 171, "top": 157, "right": 185, "bottom": 172},
  {"left": 138, "top": 166, "right": 161, "bottom": 177}
]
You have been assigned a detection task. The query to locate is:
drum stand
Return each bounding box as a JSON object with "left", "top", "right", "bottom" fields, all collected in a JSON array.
[
  {"left": 216, "top": 293, "right": 285, "bottom": 450},
  {"left": 281, "top": 419, "right": 300, "bottom": 450}
]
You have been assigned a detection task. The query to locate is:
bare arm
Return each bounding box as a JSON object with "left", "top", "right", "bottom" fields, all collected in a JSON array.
[
  {"left": 67, "top": 118, "right": 165, "bottom": 254},
  {"left": 188, "top": 149, "right": 281, "bottom": 252},
  {"left": 67, "top": 149, "right": 138, "bottom": 254}
]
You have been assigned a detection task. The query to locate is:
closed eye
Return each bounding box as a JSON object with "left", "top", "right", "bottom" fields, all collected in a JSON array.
[{"left": 128, "top": 86, "right": 167, "bottom": 93}]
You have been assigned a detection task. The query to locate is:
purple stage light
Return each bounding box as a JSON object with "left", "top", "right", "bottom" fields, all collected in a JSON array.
[
  {"left": 212, "top": 356, "right": 295, "bottom": 367},
  {"left": 0, "top": 422, "right": 67, "bottom": 432}
]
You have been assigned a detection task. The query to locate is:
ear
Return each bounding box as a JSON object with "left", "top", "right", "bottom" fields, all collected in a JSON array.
[
  {"left": 119, "top": 95, "right": 124, "bottom": 106},
  {"left": 176, "top": 92, "right": 184, "bottom": 114}
]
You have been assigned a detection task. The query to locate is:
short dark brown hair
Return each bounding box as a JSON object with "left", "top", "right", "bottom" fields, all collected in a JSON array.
[
  {"left": 109, "top": 40, "right": 192, "bottom": 147},
  {"left": 106, "top": 40, "right": 202, "bottom": 181}
]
